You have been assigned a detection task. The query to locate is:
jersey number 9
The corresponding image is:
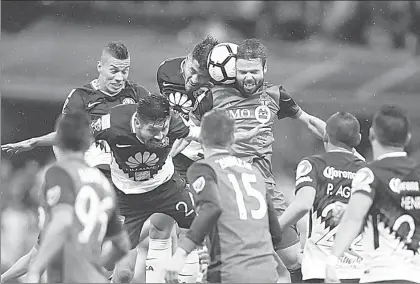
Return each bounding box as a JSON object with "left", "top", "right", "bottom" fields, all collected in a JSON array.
[
  {"left": 228, "top": 173, "right": 267, "bottom": 220},
  {"left": 75, "top": 185, "right": 114, "bottom": 244}
]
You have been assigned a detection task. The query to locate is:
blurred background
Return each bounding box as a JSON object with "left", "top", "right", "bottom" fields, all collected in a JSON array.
[{"left": 1, "top": 0, "right": 420, "bottom": 279}]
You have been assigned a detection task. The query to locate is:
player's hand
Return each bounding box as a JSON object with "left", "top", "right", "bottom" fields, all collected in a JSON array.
[
  {"left": 1, "top": 139, "right": 36, "bottom": 155},
  {"left": 255, "top": 134, "right": 275, "bottom": 148},
  {"left": 197, "top": 245, "right": 209, "bottom": 272},
  {"left": 235, "top": 124, "right": 270, "bottom": 142},
  {"left": 164, "top": 249, "right": 188, "bottom": 283}
]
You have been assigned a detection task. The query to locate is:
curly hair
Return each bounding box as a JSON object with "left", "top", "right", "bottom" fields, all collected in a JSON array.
[
  {"left": 136, "top": 93, "right": 171, "bottom": 123},
  {"left": 237, "top": 38, "right": 267, "bottom": 66},
  {"left": 191, "top": 35, "right": 220, "bottom": 69}
]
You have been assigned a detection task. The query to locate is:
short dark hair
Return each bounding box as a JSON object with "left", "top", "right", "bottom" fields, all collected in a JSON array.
[
  {"left": 103, "top": 41, "right": 129, "bottom": 60},
  {"left": 372, "top": 105, "right": 410, "bottom": 147},
  {"left": 136, "top": 93, "right": 171, "bottom": 123},
  {"left": 326, "top": 112, "right": 361, "bottom": 148},
  {"left": 191, "top": 35, "right": 219, "bottom": 70},
  {"left": 237, "top": 38, "right": 267, "bottom": 66},
  {"left": 200, "top": 109, "right": 235, "bottom": 148},
  {"left": 55, "top": 110, "right": 92, "bottom": 152}
]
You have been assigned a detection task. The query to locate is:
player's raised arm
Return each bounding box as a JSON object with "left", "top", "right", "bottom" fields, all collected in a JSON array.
[
  {"left": 0, "top": 246, "right": 38, "bottom": 282},
  {"left": 278, "top": 159, "right": 317, "bottom": 229},
  {"left": 27, "top": 166, "right": 76, "bottom": 282}
]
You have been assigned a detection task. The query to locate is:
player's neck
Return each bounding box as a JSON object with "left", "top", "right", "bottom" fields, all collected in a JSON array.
[
  {"left": 373, "top": 144, "right": 406, "bottom": 160},
  {"left": 203, "top": 147, "right": 230, "bottom": 158},
  {"left": 325, "top": 144, "right": 353, "bottom": 154},
  {"left": 56, "top": 150, "right": 85, "bottom": 162}
]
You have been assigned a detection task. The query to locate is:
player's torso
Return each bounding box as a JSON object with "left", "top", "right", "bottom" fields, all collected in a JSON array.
[
  {"left": 203, "top": 154, "right": 278, "bottom": 282},
  {"left": 75, "top": 80, "right": 146, "bottom": 167},
  {"left": 43, "top": 159, "right": 115, "bottom": 282},
  {"left": 300, "top": 152, "right": 366, "bottom": 279},
  {"left": 102, "top": 105, "right": 182, "bottom": 194},
  {"left": 362, "top": 156, "right": 420, "bottom": 282}
]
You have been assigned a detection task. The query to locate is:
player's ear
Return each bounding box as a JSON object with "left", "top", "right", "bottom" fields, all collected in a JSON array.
[
  {"left": 134, "top": 114, "right": 141, "bottom": 128},
  {"left": 323, "top": 133, "right": 329, "bottom": 144},
  {"left": 97, "top": 61, "right": 102, "bottom": 73},
  {"left": 354, "top": 133, "right": 362, "bottom": 147},
  {"left": 263, "top": 61, "right": 268, "bottom": 74}
]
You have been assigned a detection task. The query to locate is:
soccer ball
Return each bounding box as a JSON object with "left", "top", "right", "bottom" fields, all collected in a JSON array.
[{"left": 207, "top": 42, "right": 238, "bottom": 85}]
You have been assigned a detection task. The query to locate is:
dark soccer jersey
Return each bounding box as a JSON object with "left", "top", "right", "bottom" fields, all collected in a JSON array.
[
  {"left": 187, "top": 153, "right": 278, "bottom": 283},
  {"left": 295, "top": 151, "right": 366, "bottom": 279},
  {"left": 157, "top": 57, "right": 213, "bottom": 122},
  {"left": 38, "top": 157, "right": 121, "bottom": 283},
  {"left": 61, "top": 79, "right": 150, "bottom": 167},
  {"left": 210, "top": 84, "right": 301, "bottom": 179},
  {"left": 92, "top": 104, "right": 190, "bottom": 194},
  {"left": 351, "top": 153, "right": 420, "bottom": 282}
]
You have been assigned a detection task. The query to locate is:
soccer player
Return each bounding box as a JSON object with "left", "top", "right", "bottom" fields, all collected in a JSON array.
[
  {"left": 1, "top": 41, "right": 150, "bottom": 172},
  {"left": 278, "top": 112, "right": 367, "bottom": 282},
  {"left": 91, "top": 93, "right": 261, "bottom": 283},
  {"left": 165, "top": 109, "right": 283, "bottom": 283},
  {"left": 326, "top": 105, "right": 420, "bottom": 283},
  {"left": 25, "top": 110, "right": 130, "bottom": 283},
  {"left": 157, "top": 35, "right": 219, "bottom": 180},
  {"left": 205, "top": 38, "right": 329, "bottom": 282}
]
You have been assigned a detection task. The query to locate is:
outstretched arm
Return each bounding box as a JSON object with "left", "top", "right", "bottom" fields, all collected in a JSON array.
[
  {"left": 295, "top": 111, "right": 326, "bottom": 140},
  {"left": 1, "top": 132, "right": 56, "bottom": 154}
]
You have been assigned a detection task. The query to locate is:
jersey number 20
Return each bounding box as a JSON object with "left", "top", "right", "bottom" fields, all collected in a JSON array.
[
  {"left": 228, "top": 173, "right": 267, "bottom": 220},
  {"left": 75, "top": 185, "right": 114, "bottom": 244}
]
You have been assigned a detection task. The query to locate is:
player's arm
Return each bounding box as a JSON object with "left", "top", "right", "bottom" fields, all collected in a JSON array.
[
  {"left": 276, "top": 86, "right": 326, "bottom": 139},
  {"left": 328, "top": 167, "right": 375, "bottom": 264},
  {"left": 0, "top": 246, "right": 38, "bottom": 282},
  {"left": 165, "top": 163, "right": 222, "bottom": 283},
  {"left": 1, "top": 89, "right": 85, "bottom": 154},
  {"left": 266, "top": 194, "right": 283, "bottom": 249},
  {"left": 27, "top": 166, "right": 76, "bottom": 281},
  {"left": 278, "top": 159, "right": 317, "bottom": 229},
  {"left": 100, "top": 210, "right": 130, "bottom": 271}
]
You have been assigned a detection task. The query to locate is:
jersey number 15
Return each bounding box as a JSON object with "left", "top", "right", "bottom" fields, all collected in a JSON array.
[{"left": 227, "top": 173, "right": 267, "bottom": 220}]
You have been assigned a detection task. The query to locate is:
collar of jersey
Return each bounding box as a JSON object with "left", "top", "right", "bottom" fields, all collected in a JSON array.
[
  {"left": 377, "top": 151, "right": 407, "bottom": 160},
  {"left": 90, "top": 79, "right": 123, "bottom": 97}
]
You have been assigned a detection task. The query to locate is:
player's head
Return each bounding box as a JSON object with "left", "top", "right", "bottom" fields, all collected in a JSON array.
[
  {"left": 184, "top": 35, "right": 219, "bottom": 92},
  {"left": 55, "top": 110, "right": 93, "bottom": 155},
  {"left": 370, "top": 105, "right": 411, "bottom": 153},
  {"left": 134, "top": 93, "right": 171, "bottom": 148},
  {"left": 324, "top": 112, "right": 361, "bottom": 151},
  {"left": 200, "top": 109, "right": 235, "bottom": 152},
  {"left": 97, "top": 41, "right": 130, "bottom": 95},
  {"left": 236, "top": 38, "right": 268, "bottom": 97}
]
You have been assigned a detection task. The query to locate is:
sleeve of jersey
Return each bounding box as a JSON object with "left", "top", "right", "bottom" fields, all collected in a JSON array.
[
  {"left": 42, "top": 166, "right": 76, "bottom": 208},
  {"left": 351, "top": 167, "right": 377, "bottom": 200},
  {"left": 277, "top": 86, "right": 302, "bottom": 119},
  {"left": 192, "top": 88, "right": 213, "bottom": 120},
  {"left": 170, "top": 112, "right": 191, "bottom": 139},
  {"left": 91, "top": 113, "right": 111, "bottom": 141},
  {"left": 295, "top": 159, "right": 319, "bottom": 194},
  {"left": 61, "top": 89, "right": 85, "bottom": 114},
  {"left": 186, "top": 162, "right": 222, "bottom": 246}
]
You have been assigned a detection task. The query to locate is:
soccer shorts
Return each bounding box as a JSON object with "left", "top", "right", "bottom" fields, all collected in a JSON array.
[
  {"left": 173, "top": 153, "right": 195, "bottom": 181},
  {"left": 265, "top": 178, "right": 300, "bottom": 249},
  {"left": 114, "top": 172, "right": 196, "bottom": 250}
]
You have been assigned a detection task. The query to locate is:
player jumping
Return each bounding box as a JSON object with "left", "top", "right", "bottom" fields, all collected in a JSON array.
[
  {"left": 92, "top": 93, "right": 262, "bottom": 283},
  {"left": 326, "top": 105, "right": 420, "bottom": 283},
  {"left": 165, "top": 108, "right": 284, "bottom": 283},
  {"left": 278, "top": 112, "right": 367, "bottom": 282},
  {"left": 26, "top": 110, "right": 130, "bottom": 283}
]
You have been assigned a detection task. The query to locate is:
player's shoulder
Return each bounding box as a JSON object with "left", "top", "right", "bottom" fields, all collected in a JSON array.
[
  {"left": 157, "top": 57, "right": 184, "bottom": 81},
  {"left": 264, "top": 84, "right": 293, "bottom": 101},
  {"left": 67, "top": 82, "right": 97, "bottom": 98},
  {"left": 211, "top": 84, "right": 241, "bottom": 98},
  {"left": 125, "top": 80, "right": 150, "bottom": 96}
]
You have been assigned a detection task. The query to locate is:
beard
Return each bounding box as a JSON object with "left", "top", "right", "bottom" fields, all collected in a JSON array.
[{"left": 239, "top": 78, "right": 264, "bottom": 97}]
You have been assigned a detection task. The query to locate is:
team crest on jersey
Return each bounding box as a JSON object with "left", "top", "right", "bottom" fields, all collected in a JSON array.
[
  {"left": 122, "top": 98, "right": 136, "bottom": 105},
  {"left": 296, "top": 160, "right": 313, "bottom": 179},
  {"left": 255, "top": 93, "right": 271, "bottom": 123},
  {"left": 192, "top": 176, "right": 205, "bottom": 194},
  {"left": 46, "top": 185, "right": 61, "bottom": 206},
  {"left": 91, "top": 118, "right": 102, "bottom": 132},
  {"left": 118, "top": 215, "right": 125, "bottom": 224}
]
